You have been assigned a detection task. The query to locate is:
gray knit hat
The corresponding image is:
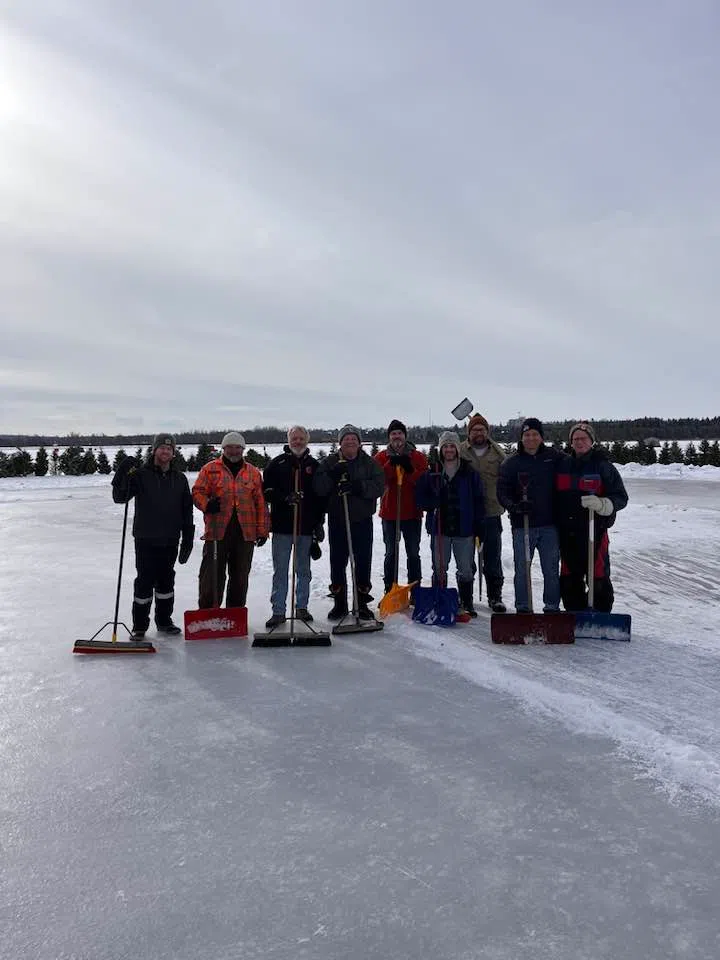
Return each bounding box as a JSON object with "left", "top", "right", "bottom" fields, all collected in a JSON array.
[
  {"left": 221, "top": 431, "right": 246, "bottom": 448},
  {"left": 338, "top": 423, "right": 362, "bottom": 443},
  {"left": 569, "top": 421, "right": 596, "bottom": 444},
  {"left": 152, "top": 433, "right": 176, "bottom": 451},
  {"left": 437, "top": 431, "right": 461, "bottom": 458}
]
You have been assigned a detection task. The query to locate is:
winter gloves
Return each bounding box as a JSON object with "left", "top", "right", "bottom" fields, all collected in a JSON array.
[
  {"left": 204, "top": 496, "right": 221, "bottom": 515},
  {"left": 336, "top": 475, "right": 352, "bottom": 497},
  {"left": 285, "top": 491, "right": 303, "bottom": 505},
  {"left": 511, "top": 500, "right": 532, "bottom": 515},
  {"left": 255, "top": 536, "right": 268, "bottom": 547},
  {"left": 178, "top": 527, "right": 194, "bottom": 564},
  {"left": 114, "top": 456, "right": 138, "bottom": 493},
  {"left": 390, "top": 453, "right": 414, "bottom": 474},
  {"left": 581, "top": 495, "right": 614, "bottom": 517}
]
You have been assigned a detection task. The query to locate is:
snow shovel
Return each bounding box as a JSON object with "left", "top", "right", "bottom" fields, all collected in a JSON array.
[
  {"left": 379, "top": 466, "right": 418, "bottom": 618},
  {"left": 74, "top": 500, "right": 156, "bottom": 654},
  {"left": 253, "top": 469, "right": 331, "bottom": 647},
  {"left": 491, "top": 479, "right": 574, "bottom": 645},
  {"left": 412, "top": 472, "right": 461, "bottom": 626},
  {"left": 184, "top": 539, "right": 248, "bottom": 641},
  {"left": 574, "top": 508, "right": 631, "bottom": 641},
  {"left": 332, "top": 484, "right": 384, "bottom": 636}
]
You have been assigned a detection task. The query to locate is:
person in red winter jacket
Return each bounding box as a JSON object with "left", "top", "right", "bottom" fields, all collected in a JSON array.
[{"left": 374, "top": 419, "right": 428, "bottom": 594}]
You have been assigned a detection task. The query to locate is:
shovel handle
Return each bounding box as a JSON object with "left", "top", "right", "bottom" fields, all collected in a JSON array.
[{"left": 587, "top": 508, "right": 595, "bottom": 609}]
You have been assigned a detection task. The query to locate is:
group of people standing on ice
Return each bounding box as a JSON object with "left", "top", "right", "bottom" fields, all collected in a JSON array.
[{"left": 110, "top": 415, "right": 628, "bottom": 639}]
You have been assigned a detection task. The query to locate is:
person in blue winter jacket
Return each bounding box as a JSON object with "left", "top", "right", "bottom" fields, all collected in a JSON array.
[
  {"left": 496, "top": 417, "right": 564, "bottom": 613},
  {"left": 415, "top": 431, "right": 485, "bottom": 617}
]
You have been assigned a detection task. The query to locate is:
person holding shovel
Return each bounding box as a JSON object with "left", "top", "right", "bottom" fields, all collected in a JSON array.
[
  {"left": 262, "top": 425, "right": 327, "bottom": 628},
  {"left": 313, "top": 424, "right": 385, "bottom": 621},
  {"left": 459, "top": 413, "right": 508, "bottom": 612},
  {"left": 374, "top": 419, "right": 428, "bottom": 597},
  {"left": 497, "top": 417, "right": 563, "bottom": 613},
  {"left": 415, "top": 431, "right": 485, "bottom": 617},
  {"left": 111, "top": 433, "right": 194, "bottom": 639},
  {"left": 192, "top": 431, "right": 269, "bottom": 610},
  {"left": 555, "top": 422, "right": 628, "bottom": 612}
]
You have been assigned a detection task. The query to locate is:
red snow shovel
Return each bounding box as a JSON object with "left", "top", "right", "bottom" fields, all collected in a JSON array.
[
  {"left": 184, "top": 540, "right": 248, "bottom": 641},
  {"left": 73, "top": 500, "right": 156, "bottom": 654},
  {"left": 491, "top": 477, "right": 575, "bottom": 645},
  {"left": 574, "top": 507, "right": 631, "bottom": 642}
]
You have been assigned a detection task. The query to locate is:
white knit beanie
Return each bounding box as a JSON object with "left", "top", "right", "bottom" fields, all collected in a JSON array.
[{"left": 221, "top": 431, "right": 246, "bottom": 448}]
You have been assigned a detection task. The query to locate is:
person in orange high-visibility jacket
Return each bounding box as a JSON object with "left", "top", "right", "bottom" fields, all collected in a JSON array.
[{"left": 192, "top": 431, "right": 269, "bottom": 608}]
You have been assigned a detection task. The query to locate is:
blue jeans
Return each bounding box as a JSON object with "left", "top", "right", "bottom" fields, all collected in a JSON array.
[
  {"left": 511, "top": 525, "right": 561, "bottom": 612},
  {"left": 381, "top": 518, "right": 422, "bottom": 590},
  {"left": 431, "top": 535, "right": 475, "bottom": 584},
  {"left": 271, "top": 533, "right": 312, "bottom": 614}
]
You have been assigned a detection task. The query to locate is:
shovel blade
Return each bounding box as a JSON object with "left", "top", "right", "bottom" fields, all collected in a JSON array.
[
  {"left": 378, "top": 581, "right": 417, "bottom": 618},
  {"left": 574, "top": 611, "right": 631, "bottom": 642},
  {"left": 253, "top": 627, "right": 332, "bottom": 647},
  {"left": 184, "top": 606, "right": 248, "bottom": 641},
  {"left": 411, "top": 586, "right": 459, "bottom": 627},
  {"left": 73, "top": 639, "right": 156, "bottom": 654},
  {"left": 332, "top": 617, "right": 385, "bottom": 635},
  {"left": 491, "top": 612, "right": 575, "bottom": 645}
]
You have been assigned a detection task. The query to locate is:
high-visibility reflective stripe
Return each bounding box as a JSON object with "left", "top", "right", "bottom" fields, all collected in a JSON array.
[
  {"left": 154, "top": 591, "right": 174, "bottom": 600},
  {"left": 134, "top": 596, "right": 152, "bottom": 605}
]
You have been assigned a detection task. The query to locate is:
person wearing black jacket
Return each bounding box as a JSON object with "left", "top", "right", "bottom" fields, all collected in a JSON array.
[
  {"left": 555, "top": 422, "right": 629, "bottom": 612},
  {"left": 313, "top": 424, "right": 385, "bottom": 620},
  {"left": 496, "top": 418, "right": 563, "bottom": 613},
  {"left": 112, "top": 433, "right": 194, "bottom": 638},
  {"left": 262, "top": 425, "right": 327, "bottom": 628}
]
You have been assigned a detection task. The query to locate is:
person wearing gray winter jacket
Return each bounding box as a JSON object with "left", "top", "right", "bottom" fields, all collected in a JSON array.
[{"left": 313, "top": 424, "right": 385, "bottom": 620}]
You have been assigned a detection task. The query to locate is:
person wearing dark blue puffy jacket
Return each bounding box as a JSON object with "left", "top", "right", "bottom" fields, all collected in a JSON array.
[
  {"left": 496, "top": 418, "right": 563, "bottom": 613},
  {"left": 415, "top": 431, "right": 485, "bottom": 616}
]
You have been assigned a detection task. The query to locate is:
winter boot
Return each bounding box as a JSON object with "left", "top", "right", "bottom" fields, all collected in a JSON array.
[
  {"left": 156, "top": 620, "right": 182, "bottom": 635},
  {"left": 458, "top": 580, "right": 478, "bottom": 618},
  {"left": 486, "top": 576, "right": 506, "bottom": 613},
  {"left": 265, "top": 613, "right": 287, "bottom": 629},
  {"left": 130, "top": 628, "right": 147, "bottom": 641},
  {"left": 357, "top": 591, "right": 375, "bottom": 621},
  {"left": 327, "top": 587, "right": 348, "bottom": 622},
  {"left": 295, "top": 608, "right": 313, "bottom": 623}
]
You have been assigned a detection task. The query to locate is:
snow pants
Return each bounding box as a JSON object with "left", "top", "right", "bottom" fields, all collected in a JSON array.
[
  {"left": 132, "top": 539, "right": 179, "bottom": 630},
  {"left": 559, "top": 528, "right": 614, "bottom": 612}
]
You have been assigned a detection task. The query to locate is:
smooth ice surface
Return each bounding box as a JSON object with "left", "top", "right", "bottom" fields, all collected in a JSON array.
[{"left": 2, "top": 469, "right": 720, "bottom": 959}]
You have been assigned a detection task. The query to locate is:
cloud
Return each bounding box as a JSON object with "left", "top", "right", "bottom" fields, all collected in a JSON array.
[{"left": 1, "top": 2, "right": 719, "bottom": 433}]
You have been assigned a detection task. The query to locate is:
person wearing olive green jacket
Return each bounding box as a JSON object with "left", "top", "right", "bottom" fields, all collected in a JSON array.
[{"left": 459, "top": 413, "right": 507, "bottom": 612}]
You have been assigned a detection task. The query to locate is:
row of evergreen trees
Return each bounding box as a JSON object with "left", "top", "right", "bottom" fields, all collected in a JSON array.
[{"left": 3, "top": 438, "right": 720, "bottom": 478}]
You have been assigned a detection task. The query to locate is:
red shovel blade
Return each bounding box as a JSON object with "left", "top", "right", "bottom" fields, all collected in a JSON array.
[
  {"left": 491, "top": 612, "right": 575, "bottom": 645},
  {"left": 184, "top": 606, "right": 248, "bottom": 641}
]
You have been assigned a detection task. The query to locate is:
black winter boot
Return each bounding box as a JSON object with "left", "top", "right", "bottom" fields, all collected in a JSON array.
[
  {"left": 357, "top": 591, "right": 374, "bottom": 621},
  {"left": 458, "top": 580, "right": 478, "bottom": 618},
  {"left": 327, "top": 588, "right": 348, "bottom": 622}
]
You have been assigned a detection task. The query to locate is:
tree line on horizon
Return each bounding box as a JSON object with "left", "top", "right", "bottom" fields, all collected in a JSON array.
[
  {"left": 1, "top": 437, "right": 720, "bottom": 478},
  {"left": 2, "top": 415, "right": 720, "bottom": 449}
]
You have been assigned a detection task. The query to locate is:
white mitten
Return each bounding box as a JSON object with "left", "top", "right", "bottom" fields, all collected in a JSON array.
[{"left": 581, "top": 495, "right": 614, "bottom": 517}]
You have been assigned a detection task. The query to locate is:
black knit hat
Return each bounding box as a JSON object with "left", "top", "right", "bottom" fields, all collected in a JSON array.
[
  {"left": 520, "top": 418, "right": 544, "bottom": 439},
  {"left": 387, "top": 419, "right": 407, "bottom": 437}
]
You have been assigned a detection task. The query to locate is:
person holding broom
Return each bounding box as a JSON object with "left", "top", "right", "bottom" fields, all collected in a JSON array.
[
  {"left": 111, "top": 433, "right": 194, "bottom": 639},
  {"left": 262, "top": 425, "right": 327, "bottom": 628},
  {"left": 313, "top": 424, "right": 385, "bottom": 621}
]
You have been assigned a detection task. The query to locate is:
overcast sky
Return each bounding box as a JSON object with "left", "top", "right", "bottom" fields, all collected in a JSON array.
[{"left": 1, "top": 1, "right": 718, "bottom": 436}]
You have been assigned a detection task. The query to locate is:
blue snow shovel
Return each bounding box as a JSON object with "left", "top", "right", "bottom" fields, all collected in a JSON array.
[
  {"left": 574, "top": 507, "right": 631, "bottom": 641},
  {"left": 412, "top": 475, "right": 460, "bottom": 627}
]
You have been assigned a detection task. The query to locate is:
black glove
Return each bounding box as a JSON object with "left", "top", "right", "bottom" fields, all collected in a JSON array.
[
  {"left": 285, "top": 491, "right": 303, "bottom": 505},
  {"left": 337, "top": 475, "right": 352, "bottom": 497},
  {"left": 255, "top": 535, "right": 268, "bottom": 547},
  {"left": 390, "top": 453, "right": 414, "bottom": 474},
  {"left": 205, "top": 496, "right": 221, "bottom": 515},
  {"left": 511, "top": 500, "right": 532, "bottom": 515},
  {"left": 310, "top": 538, "right": 322, "bottom": 561},
  {"left": 428, "top": 448, "right": 440, "bottom": 470},
  {"left": 332, "top": 461, "right": 348, "bottom": 480},
  {"left": 313, "top": 523, "right": 325, "bottom": 543},
  {"left": 178, "top": 528, "right": 194, "bottom": 564}
]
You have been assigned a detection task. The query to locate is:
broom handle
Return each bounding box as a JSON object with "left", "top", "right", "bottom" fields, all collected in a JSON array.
[
  {"left": 587, "top": 508, "right": 595, "bottom": 610},
  {"left": 290, "top": 467, "right": 300, "bottom": 623},
  {"left": 342, "top": 489, "right": 360, "bottom": 616},
  {"left": 112, "top": 499, "right": 130, "bottom": 641}
]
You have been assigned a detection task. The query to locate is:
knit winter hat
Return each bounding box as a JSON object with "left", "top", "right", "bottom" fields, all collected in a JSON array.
[
  {"left": 520, "top": 417, "right": 544, "bottom": 439},
  {"left": 387, "top": 419, "right": 407, "bottom": 437},
  {"left": 467, "top": 414, "right": 489, "bottom": 433},
  {"left": 152, "top": 433, "right": 176, "bottom": 451},
  {"left": 338, "top": 423, "right": 362, "bottom": 443},
  {"left": 437, "top": 431, "right": 461, "bottom": 458},
  {"left": 569, "top": 421, "right": 596, "bottom": 444},
  {"left": 221, "top": 431, "right": 246, "bottom": 448}
]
